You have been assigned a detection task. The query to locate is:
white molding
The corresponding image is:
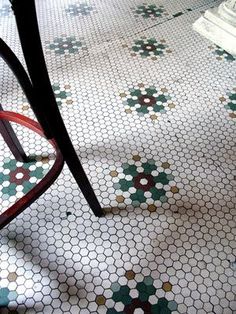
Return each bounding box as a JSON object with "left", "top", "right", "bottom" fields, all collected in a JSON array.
[{"left": 193, "top": 1, "right": 236, "bottom": 57}]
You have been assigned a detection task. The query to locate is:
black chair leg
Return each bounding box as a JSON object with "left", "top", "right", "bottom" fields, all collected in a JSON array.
[
  {"left": 0, "top": 104, "right": 29, "bottom": 162},
  {"left": 0, "top": 38, "right": 53, "bottom": 139},
  {"left": 11, "top": 0, "right": 104, "bottom": 217}
]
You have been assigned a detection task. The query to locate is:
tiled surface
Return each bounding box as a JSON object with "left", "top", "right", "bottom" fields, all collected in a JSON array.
[{"left": 0, "top": 0, "right": 236, "bottom": 313}]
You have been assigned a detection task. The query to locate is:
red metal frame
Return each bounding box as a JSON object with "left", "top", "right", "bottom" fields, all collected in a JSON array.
[{"left": 0, "top": 111, "right": 64, "bottom": 229}]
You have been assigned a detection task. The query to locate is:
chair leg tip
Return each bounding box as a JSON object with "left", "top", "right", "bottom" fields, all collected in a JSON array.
[{"left": 95, "top": 211, "right": 105, "bottom": 218}]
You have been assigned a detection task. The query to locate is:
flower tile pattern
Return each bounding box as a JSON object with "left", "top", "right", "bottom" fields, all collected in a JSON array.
[
  {"left": 52, "top": 83, "right": 73, "bottom": 106},
  {"left": 0, "top": 0, "right": 235, "bottom": 313},
  {"left": 130, "top": 37, "right": 172, "bottom": 59},
  {"left": 108, "top": 275, "right": 177, "bottom": 314},
  {"left": 219, "top": 88, "right": 236, "bottom": 120},
  {"left": 47, "top": 36, "right": 85, "bottom": 55},
  {"left": 209, "top": 45, "right": 235, "bottom": 62},
  {"left": 0, "top": 157, "right": 52, "bottom": 212},
  {"left": 133, "top": 4, "right": 168, "bottom": 19},
  {"left": 65, "top": 3, "right": 94, "bottom": 16},
  {"left": 111, "top": 155, "right": 176, "bottom": 207},
  {"left": 120, "top": 85, "right": 175, "bottom": 119}
]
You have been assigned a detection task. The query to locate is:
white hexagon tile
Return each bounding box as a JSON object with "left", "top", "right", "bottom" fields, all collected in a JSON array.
[{"left": 0, "top": 0, "right": 236, "bottom": 313}]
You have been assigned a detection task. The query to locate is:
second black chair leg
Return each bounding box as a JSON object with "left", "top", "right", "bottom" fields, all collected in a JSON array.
[
  {"left": 0, "top": 104, "right": 29, "bottom": 163},
  {"left": 57, "top": 139, "right": 104, "bottom": 217}
]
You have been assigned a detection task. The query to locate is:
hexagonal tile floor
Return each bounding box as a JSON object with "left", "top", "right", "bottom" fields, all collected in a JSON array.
[{"left": 0, "top": 0, "right": 235, "bottom": 313}]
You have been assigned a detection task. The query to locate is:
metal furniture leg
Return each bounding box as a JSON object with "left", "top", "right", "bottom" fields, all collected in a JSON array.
[
  {"left": 0, "top": 103, "right": 29, "bottom": 162},
  {"left": 0, "top": 38, "right": 52, "bottom": 139},
  {"left": 10, "top": 0, "right": 104, "bottom": 217}
]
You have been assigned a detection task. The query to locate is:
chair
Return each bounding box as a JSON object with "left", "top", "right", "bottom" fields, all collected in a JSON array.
[{"left": 0, "top": 0, "right": 104, "bottom": 229}]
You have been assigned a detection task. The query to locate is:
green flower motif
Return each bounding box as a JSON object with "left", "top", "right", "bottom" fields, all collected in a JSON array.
[
  {"left": 112, "top": 156, "right": 176, "bottom": 206},
  {"left": 213, "top": 46, "right": 235, "bottom": 61},
  {"left": 220, "top": 88, "right": 236, "bottom": 120},
  {"left": 121, "top": 85, "right": 175, "bottom": 118},
  {"left": 66, "top": 3, "right": 94, "bottom": 16},
  {"left": 0, "top": 157, "right": 51, "bottom": 200},
  {"left": 52, "top": 83, "right": 73, "bottom": 106},
  {"left": 131, "top": 38, "right": 171, "bottom": 58},
  {"left": 134, "top": 4, "right": 167, "bottom": 19},
  {"left": 47, "top": 36, "right": 84, "bottom": 55},
  {"left": 226, "top": 90, "right": 236, "bottom": 112},
  {"left": 108, "top": 276, "right": 178, "bottom": 314}
]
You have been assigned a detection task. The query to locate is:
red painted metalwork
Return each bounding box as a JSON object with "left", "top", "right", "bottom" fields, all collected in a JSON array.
[{"left": 0, "top": 111, "right": 64, "bottom": 229}]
